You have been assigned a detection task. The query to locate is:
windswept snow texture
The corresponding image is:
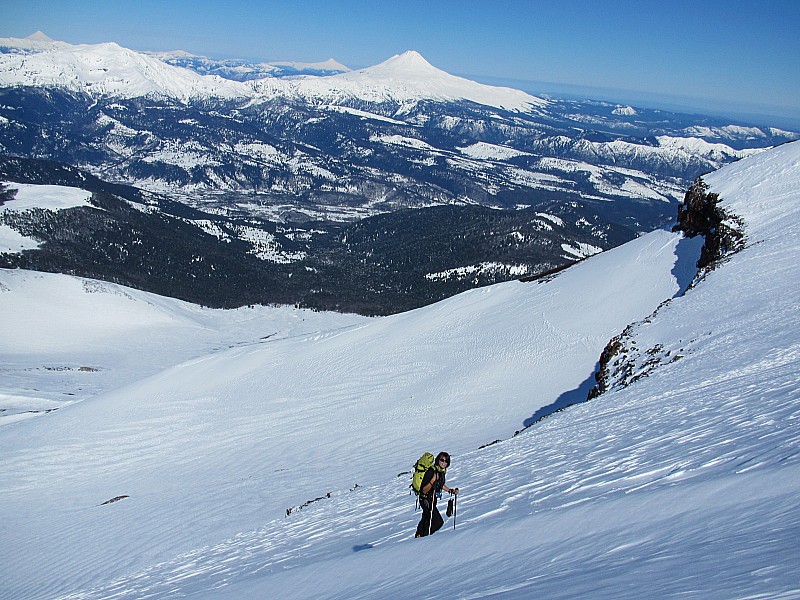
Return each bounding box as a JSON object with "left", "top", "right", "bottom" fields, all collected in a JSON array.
[{"left": 1, "top": 142, "right": 800, "bottom": 599}]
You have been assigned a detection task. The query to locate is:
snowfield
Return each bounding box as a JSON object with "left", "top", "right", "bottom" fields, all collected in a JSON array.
[{"left": 1, "top": 141, "right": 800, "bottom": 599}]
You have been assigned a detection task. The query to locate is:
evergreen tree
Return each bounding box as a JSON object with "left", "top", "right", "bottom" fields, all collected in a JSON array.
[{"left": 0, "top": 183, "right": 17, "bottom": 205}]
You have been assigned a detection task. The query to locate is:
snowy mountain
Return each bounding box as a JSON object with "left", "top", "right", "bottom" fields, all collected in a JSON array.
[
  {"left": 1, "top": 33, "right": 799, "bottom": 311},
  {"left": 0, "top": 36, "right": 539, "bottom": 109},
  {"left": 0, "top": 35, "right": 247, "bottom": 99},
  {"left": 246, "top": 50, "right": 547, "bottom": 112},
  {"left": 1, "top": 34, "right": 796, "bottom": 226},
  {"left": 0, "top": 31, "right": 71, "bottom": 54},
  {"left": 0, "top": 158, "right": 638, "bottom": 314},
  {"left": 1, "top": 141, "right": 798, "bottom": 598},
  {"left": 269, "top": 58, "right": 351, "bottom": 75},
  {"left": 149, "top": 50, "right": 351, "bottom": 80}
]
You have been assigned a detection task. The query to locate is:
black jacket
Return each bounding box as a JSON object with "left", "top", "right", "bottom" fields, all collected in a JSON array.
[{"left": 420, "top": 467, "right": 446, "bottom": 500}]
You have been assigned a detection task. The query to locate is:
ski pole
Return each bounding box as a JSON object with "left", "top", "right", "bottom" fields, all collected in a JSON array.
[
  {"left": 428, "top": 495, "right": 434, "bottom": 535},
  {"left": 453, "top": 493, "right": 457, "bottom": 530}
]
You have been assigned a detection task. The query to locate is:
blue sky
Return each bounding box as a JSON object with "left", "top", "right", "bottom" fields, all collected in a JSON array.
[{"left": 4, "top": 0, "right": 800, "bottom": 127}]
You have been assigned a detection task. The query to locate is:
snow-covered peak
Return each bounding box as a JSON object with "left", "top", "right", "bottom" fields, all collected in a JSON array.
[
  {"left": 269, "top": 58, "right": 351, "bottom": 73},
  {"left": 323, "top": 50, "right": 547, "bottom": 111},
  {"left": 656, "top": 135, "right": 764, "bottom": 160},
  {"left": 0, "top": 31, "right": 70, "bottom": 53},
  {"left": 612, "top": 105, "right": 637, "bottom": 116},
  {"left": 25, "top": 31, "right": 56, "bottom": 43},
  {"left": 0, "top": 38, "right": 249, "bottom": 100},
  {"left": 0, "top": 39, "right": 543, "bottom": 111},
  {"left": 360, "top": 50, "right": 442, "bottom": 77},
  {"left": 246, "top": 49, "right": 547, "bottom": 112}
]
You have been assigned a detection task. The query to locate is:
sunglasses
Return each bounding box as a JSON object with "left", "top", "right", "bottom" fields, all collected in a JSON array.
[{"left": 439, "top": 458, "right": 450, "bottom": 465}]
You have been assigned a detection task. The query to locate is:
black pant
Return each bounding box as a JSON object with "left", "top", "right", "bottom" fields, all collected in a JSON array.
[{"left": 416, "top": 495, "right": 444, "bottom": 537}]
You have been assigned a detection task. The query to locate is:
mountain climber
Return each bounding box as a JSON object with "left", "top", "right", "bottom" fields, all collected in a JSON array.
[{"left": 415, "top": 451, "right": 459, "bottom": 537}]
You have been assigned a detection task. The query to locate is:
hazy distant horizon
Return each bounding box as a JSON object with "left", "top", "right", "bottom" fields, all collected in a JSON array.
[{"left": 468, "top": 73, "right": 800, "bottom": 131}]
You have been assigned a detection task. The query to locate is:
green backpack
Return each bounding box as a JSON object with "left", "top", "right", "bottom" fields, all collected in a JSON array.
[{"left": 411, "top": 452, "right": 437, "bottom": 495}]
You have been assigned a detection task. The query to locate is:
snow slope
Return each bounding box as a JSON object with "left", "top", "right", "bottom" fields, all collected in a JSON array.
[
  {"left": 0, "top": 267, "right": 370, "bottom": 425},
  {"left": 0, "top": 180, "right": 372, "bottom": 417},
  {"left": 1, "top": 182, "right": 93, "bottom": 213},
  {"left": 1, "top": 142, "right": 799, "bottom": 599},
  {"left": 1, "top": 228, "right": 692, "bottom": 597}
]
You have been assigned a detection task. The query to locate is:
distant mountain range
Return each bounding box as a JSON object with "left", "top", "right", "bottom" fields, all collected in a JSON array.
[
  {"left": 0, "top": 156, "right": 636, "bottom": 314},
  {"left": 149, "top": 50, "right": 351, "bottom": 80},
  {"left": 1, "top": 33, "right": 798, "bottom": 313}
]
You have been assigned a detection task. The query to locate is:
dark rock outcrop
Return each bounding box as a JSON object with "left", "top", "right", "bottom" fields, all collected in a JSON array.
[
  {"left": 589, "top": 176, "right": 747, "bottom": 400},
  {"left": 673, "top": 177, "right": 745, "bottom": 270}
]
